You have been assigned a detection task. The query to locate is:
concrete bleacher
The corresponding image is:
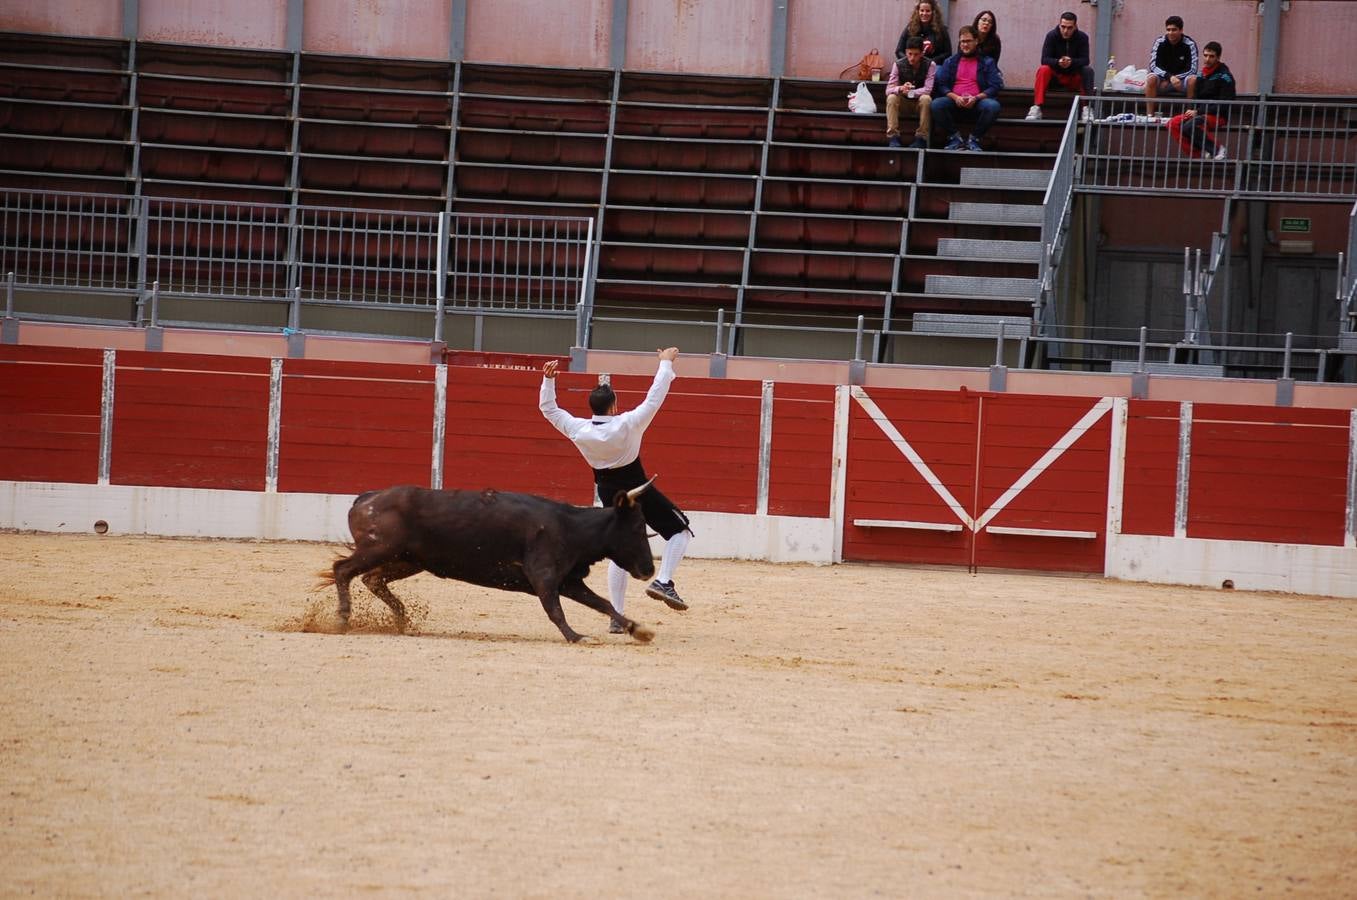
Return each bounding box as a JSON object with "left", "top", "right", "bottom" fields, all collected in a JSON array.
[{"left": 0, "top": 30, "right": 1081, "bottom": 353}]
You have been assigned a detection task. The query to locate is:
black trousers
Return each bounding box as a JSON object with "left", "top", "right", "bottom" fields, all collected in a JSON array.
[{"left": 593, "top": 458, "right": 691, "bottom": 540}]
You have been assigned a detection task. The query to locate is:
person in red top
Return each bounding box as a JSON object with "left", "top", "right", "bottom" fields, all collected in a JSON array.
[{"left": 1167, "top": 41, "right": 1236, "bottom": 160}]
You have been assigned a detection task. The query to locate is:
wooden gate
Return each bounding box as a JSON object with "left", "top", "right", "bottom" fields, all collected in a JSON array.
[{"left": 841, "top": 387, "right": 1113, "bottom": 572}]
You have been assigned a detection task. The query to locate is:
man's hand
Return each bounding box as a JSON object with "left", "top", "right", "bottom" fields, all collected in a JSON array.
[
  {"left": 1170, "top": 74, "right": 1183, "bottom": 90},
  {"left": 1182, "top": 109, "right": 1197, "bottom": 120},
  {"left": 658, "top": 347, "right": 679, "bottom": 362},
  {"left": 543, "top": 359, "right": 559, "bottom": 379},
  {"left": 1059, "top": 55, "right": 1071, "bottom": 69}
]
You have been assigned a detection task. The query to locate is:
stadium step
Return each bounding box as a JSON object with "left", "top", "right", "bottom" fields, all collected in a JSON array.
[
  {"left": 911, "top": 312, "right": 1033, "bottom": 336},
  {"left": 948, "top": 201, "right": 1043, "bottom": 224},
  {"left": 924, "top": 273, "right": 1038, "bottom": 299},
  {"left": 959, "top": 167, "right": 1052, "bottom": 190},
  {"left": 937, "top": 237, "right": 1041, "bottom": 262}
]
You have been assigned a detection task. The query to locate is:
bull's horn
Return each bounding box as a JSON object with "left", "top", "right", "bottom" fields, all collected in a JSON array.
[{"left": 626, "top": 475, "right": 658, "bottom": 500}]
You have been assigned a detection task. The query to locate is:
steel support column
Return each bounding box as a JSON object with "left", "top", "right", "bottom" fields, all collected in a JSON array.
[
  {"left": 1258, "top": 0, "right": 1283, "bottom": 96},
  {"left": 610, "top": 0, "right": 629, "bottom": 71}
]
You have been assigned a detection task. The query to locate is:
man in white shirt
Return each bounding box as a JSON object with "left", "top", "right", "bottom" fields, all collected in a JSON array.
[{"left": 540, "top": 347, "right": 692, "bottom": 632}]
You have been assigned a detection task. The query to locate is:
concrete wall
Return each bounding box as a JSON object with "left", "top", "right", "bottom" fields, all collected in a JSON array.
[{"left": 7, "top": 0, "right": 1353, "bottom": 89}]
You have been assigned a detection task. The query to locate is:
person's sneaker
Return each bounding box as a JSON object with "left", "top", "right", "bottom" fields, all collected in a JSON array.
[
  {"left": 608, "top": 620, "right": 626, "bottom": 634},
  {"left": 1080, "top": 106, "right": 1094, "bottom": 122},
  {"left": 907, "top": 136, "right": 928, "bottom": 150},
  {"left": 944, "top": 133, "right": 965, "bottom": 151},
  {"left": 887, "top": 135, "right": 903, "bottom": 148},
  {"left": 1025, "top": 104, "right": 1042, "bottom": 121},
  {"left": 965, "top": 135, "right": 984, "bottom": 152},
  {"left": 1213, "top": 146, "right": 1229, "bottom": 161},
  {"left": 645, "top": 579, "right": 688, "bottom": 611}
]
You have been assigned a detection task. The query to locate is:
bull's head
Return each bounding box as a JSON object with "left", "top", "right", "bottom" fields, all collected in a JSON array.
[{"left": 609, "top": 476, "right": 658, "bottom": 580}]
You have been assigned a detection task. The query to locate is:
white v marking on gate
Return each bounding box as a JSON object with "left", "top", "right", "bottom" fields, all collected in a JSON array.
[
  {"left": 853, "top": 389, "right": 1113, "bottom": 533},
  {"left": 851, "top": 387, "right": 975, "bottom": 530},
  {"left": 973, "top": 396, "right": 1114, "bottom": 531}
]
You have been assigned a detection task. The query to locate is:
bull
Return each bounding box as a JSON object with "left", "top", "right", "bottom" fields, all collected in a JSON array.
[{"left": 318, "top": 481, "right": 660, "bottom": 643}]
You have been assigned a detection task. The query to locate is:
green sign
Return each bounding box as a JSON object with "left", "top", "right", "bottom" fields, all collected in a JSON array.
[{"left": 1280, "top": 217, "right": 1311, "bottom": 233}]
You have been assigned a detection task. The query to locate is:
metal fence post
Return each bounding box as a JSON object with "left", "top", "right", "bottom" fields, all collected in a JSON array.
[
  {"left": 434, "top": 210, "right": 448, "bottom": 344},
  {"left": 149, "top": 280, "right": 160, "bottom": 327},
  {"left": 715, "top": 308, "right": 725, "bottom": 355},
  {"left": 853, "top": 315, "right": 864, "bottom": 361},
  {"left": 4, "top": 271, "right": 13, "bottom": 318}
]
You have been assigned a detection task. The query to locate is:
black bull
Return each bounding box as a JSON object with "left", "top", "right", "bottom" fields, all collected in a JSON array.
[{"left": 318, "top": 483, "right": 659, "bottom": 643}]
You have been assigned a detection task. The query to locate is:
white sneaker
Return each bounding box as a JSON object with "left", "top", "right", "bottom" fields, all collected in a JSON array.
[
  {"left": 1080, "top": 106, "right": 1094, "bottom": 122},
  {"left": 1213, "top": 146, "right": 1229, "bottom": 161},
  {"left": 1025, "top": 104, "right": 1042, "bottom": 121}
]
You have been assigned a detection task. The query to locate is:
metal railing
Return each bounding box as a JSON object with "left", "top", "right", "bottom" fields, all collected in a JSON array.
[
  {"left": 1037, "top": 101, "right": 1081, "bottom": 336},
  {"left": 0, "top": 190, "right": 137, "bottom": 292},
  {"left": 1077, "top": 96, "right": 1357, "bottom": 200},
  {"left": 1, "top": 188, "right": 592, "bottom": 325},
  {"left": 1342, "top": 200, "right": 1357, "bottom": 334}
]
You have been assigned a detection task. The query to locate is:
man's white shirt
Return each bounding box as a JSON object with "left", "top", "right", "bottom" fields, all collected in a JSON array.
[{"left": 539, "top": 360, "right": 675, "bottom": 470}]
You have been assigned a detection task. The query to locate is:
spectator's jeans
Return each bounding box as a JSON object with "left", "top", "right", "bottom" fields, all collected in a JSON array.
[
  {"left": 885, "top": 92, "right": 933, "bottom": 139},
  {"left": 930, "top": 96, "right": 1001, "bottom": 138},
  {"left": 1168, "top": 112, "right": 1223, "bottom": 157},
  {"left": 1033, "top": 65, "right": 1095, "bottom": 105}
]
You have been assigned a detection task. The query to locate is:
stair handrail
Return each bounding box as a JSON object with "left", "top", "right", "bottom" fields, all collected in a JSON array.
[
  {"left": 1035, "top": 99, "right": 1081, "bottom": 339},
  {"left": 1341, "top": 200, "right": 1357, "bottom": 337}
]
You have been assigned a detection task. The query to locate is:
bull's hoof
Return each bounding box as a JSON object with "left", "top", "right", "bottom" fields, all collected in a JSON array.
[
  {"left": 337, "top": 616, "right": 351, "bottom": 634},
  {"left": 630, "top": 623, "right": 655, "bottom": 643}
]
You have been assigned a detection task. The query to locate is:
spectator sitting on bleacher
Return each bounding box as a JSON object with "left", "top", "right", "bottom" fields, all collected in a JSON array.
[
  {"left": 972, "top": 10, "right": 1001, "bottom": 65},
  {"left": 930, "top": 26, "right": 1004, "bottom": 152},
  {"left": 1026, "top": 11, "right": 1093, "bottom": 121},
  {"left": 885, "top": 37, "right": 936, "bottom": 150},
  {"left": 895, "top": 0, "right": 952, "bottom": 67},
  {"left": 1167, "top": 41, "right": 1236, "bottom": 160},
  {"left": 1146, "top": 15, "right": 1199, "bottom": 118}
]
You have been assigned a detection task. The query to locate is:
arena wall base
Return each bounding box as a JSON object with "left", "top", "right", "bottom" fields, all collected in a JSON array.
[
  {"left": 1105, "top": 533, "right": 1357, "bottom": 599},
  {"left": 0, "top": 483, "right": 837, "bottom": 565}
]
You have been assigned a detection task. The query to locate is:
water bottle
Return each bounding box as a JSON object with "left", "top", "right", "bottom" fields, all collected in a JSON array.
[{"left": 1104, "top": 55, "right": 1116, "bottom": 91}]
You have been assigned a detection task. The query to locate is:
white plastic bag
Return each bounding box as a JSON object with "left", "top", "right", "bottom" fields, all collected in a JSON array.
[
  {"left": 848, "top": 81, "right": 877, "bottom": 115},
  {"left": 1111, "top": 65, "right": 1150, "bottom": 93}
]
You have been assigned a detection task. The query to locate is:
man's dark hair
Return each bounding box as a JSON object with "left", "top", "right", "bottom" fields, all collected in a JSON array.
[
  {"left": 1165, "top": 15, "right": 1184, "bottom": 29},
  {"left": 958, "top": 25, "right": 978, "bottom": 41},
  {"left": 905, "top": 36, "right": 925, "bottom": 51},
  {"left": 1204, "top": 40, "right": 1222, "bottom": 55},
  {"left": 1060, "top": 11, "right": 1077, "bottom": 23},
  {"left": 589, "top": 383, "right": 616, "bottom": 416}
]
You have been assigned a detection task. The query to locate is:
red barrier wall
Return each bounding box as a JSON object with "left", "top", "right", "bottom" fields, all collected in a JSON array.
[
  {"left": 769, "top": 382, "right": 834, "bottom": 518},
  {"left": 111, "top": 351, "right": 270, "bottom": 491},
  {"left": 1122, "top": 401, "right": 1180, "bottom": 537},
  {"left": 279, "top": 359, "right": 437, "bottom": 495},
  {"left": 610, "top": 373, "right": 762, "bottom": 515},
  {"left": 443, "top": 366, "right": 587, "bottom": 502},
  {"left": 0, "top": 346, "right": 103, "bottom": 484},
  {"left": 4, "top": 346, "right": 1351, "bottom": 572},
  {"left": 1188, "top": 404, "right": 1348, "bottom": 546}
]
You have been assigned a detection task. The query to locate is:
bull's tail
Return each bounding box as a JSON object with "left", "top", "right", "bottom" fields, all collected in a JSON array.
[{"left": 313, "top": 544, "right": 356, "bottom": 592}]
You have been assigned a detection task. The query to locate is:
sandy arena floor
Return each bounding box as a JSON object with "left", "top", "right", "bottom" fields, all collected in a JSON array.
[{"left": 1, "top": 531, "right": 1354, "bottom": 897}]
